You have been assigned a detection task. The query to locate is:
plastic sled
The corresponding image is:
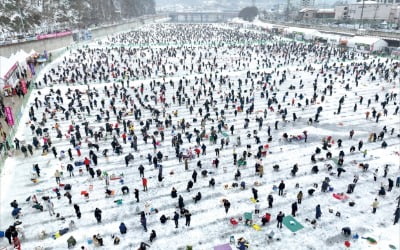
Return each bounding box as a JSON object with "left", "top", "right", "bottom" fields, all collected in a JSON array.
[
  {"left": 362, "top": 237, "right": 377, "bottom": 245},
  {"left": 230, "top": 218, "right": 238, "bottom": 225},
  {"left": 221, "top": 132, "right": 229, "bottom": 138},
  {"left": 252, "top": 224, "right": 262, "bottom": 231},
  {"left": 80, "top": 191, "right": 88, "bottom": 196},
  {"left": 214, "top": 243, "right": 232, "bottom": 250},
  {"left": 250, "top": 197, "right": 258, "bottom": 203},
  {"left": 333, "top": 193, "right": 349, "bottom": 201},
  {"left": 114, "top": 199, "right": 123, "bottom": 205},
  {"left": 52, "top": 231, "right": 61, "bottom": 239},
  {"left": 0, "top": 231, "right": 4, "bottom": 237},
  {"left": 238, "top": 160, "right": 247, "bottom": 166}
]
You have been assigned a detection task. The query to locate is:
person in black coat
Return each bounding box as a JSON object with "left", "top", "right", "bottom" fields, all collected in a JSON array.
[
  {"left": 52, "top": 147, "right": 58, "bottom": 158},
  {"left": 27, "top": 144, "right": 33, "bottom": 155},
  {"left": 160, "top": 214, "right": 168, "bottom": 224},
  {"left": 186, "top": 180, "right": 194, "bottom": 192},
  {"left": 171, "top": 187, "right": 177, "bottom": 198},
  {"left": 252, "top": 187, "right": 258, "bottom": 201},
  {"left": 149, "top": 230, "right": 157, "bottom": 242},
  {"left": 394, "top": 207, "right": 400, "bottom": 225},
  {"left": 173, "top": 211, "right": 179, "bottom": 228},
  {"left": 74, "top": 204, "right": 81, "bottom": 219},
  {"left": 193, "top": 192, "right": 202, "bottom": 203},
  {"left": 278, "top": 181, "right": 285, "bottom": 196},
  {"left": 178, "top": 195, "right": 185, "bottom": 209},
  {"left": 185, "top": 211, "right": 192, "bottom": 226},
  {"left": 10, "top": 200, "right": 18, "bottom": 209},
  {"left": 66, "top": 164, "right": 74, "bottom": 177},
  {"left": 192, "top": 170, "right": 198, "bottom": 183},
  {"left": 134, "top": 189, "right": 139, "bottom": 202},
  {"left": 68, "top": 148, "right": 73, "bottom": 160},
  {"left": 33, "top": 164, "right": 40, "bottom": 177},
  {"left": 291, "top": 202, "right": 298, "bottom": 217},
  {"left": 94, "top": 208, "right": 102, "bottom": 223},
  {"left": 268, "top": 194, "right": 273, "bottom": 208},
  {"left": 89, "top": 168, "right": 95, "bottom": 178},
  {"left": 223, "top": 199, "right": 231, "bottom": 214},
  {"left": 138, "top": 165, "right": 145, "bottom": 177},
  {"left": 388, "top": 178, "right": 394, "bottom": 192},
  {"left": 5, "top": 225, "right": 16, "bottom": 244},
  {"left": 277, "top": 211, "right": 284, "bottom": 228},
  {"left": 92, "top": 153, "right": 98, "bottom": 166}
]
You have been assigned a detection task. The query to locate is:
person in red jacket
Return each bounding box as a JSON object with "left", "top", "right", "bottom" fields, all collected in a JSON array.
[
  {"left": 84, "top": 157, "right": 91, "bottom": 171},
  {"left": 122, "top": 133, "right": 127, "bottom": 144},
  {"left": 142, "top": 177, "right": 148, "bottom": 191}
]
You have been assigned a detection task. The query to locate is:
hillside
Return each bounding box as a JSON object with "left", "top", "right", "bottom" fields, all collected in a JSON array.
[{"left": 0, "top": 0, "right": 156, "bottom": 35}]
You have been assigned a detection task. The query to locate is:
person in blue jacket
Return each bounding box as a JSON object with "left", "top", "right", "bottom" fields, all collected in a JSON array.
[
  {"left": 12, "top": 207, "right": 21, "bottom": 218},
  {"left": 119, "top": 222, "right": 127, "bottom": 234}
]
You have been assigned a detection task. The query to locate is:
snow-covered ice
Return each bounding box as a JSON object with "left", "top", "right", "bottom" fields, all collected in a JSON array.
[{"left": 0, "top": 23, "right": 399, "bottom": 250}]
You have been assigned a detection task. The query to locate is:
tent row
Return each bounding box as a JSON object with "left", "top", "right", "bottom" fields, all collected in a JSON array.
[
  {"left": 0, "top": 49, "right": 48, "bottom": 96},
  {"left": 230, "top": 18, "right": 389, "bottom": 53}
]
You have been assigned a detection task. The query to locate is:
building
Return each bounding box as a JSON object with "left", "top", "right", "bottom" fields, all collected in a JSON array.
[
  {"left": 299, "top": 8, "right": 335, "bottom": 19},
  {"left": 357, "top": 0, "right": 400, "bottom": 3},
  {"left": 335, "top": 2, "right": 400, "bottom": 24}
]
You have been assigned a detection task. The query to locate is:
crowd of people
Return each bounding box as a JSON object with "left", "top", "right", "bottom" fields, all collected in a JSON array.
[{"left": 1, "top": 23, "right": 400, "bottom": 249}]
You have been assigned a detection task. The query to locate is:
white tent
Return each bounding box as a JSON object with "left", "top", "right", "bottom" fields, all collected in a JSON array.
[
  {"left": 284, "top": 27, "right": 322, "bottom": 40},
  {"left": 9, "top": 50, "right": 29, "bottom": 68},
  {"left": 347, "top": 36, "right": 388, "bottom": 52},
  {"left": 0, "top": 56, "right": 17, "bottom": 80}
]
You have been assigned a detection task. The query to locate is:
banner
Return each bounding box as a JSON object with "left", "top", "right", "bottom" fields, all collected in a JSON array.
[
  {"left": 20, "top": 79, "right": 27, "bottom": 94},
  {"left": 36, "top": 31, "right": 72, "bottom": 40},
  {"left": 3, "top": 63, "right": 18, "bottom": 81},
  {"left": 4, "top": 107, "right": 14, "bottom": 126}
]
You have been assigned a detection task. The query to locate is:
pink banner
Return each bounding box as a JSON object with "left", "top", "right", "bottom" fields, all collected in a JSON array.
[
  {"left": 20, "top": 80, "right": 27, "bottom": 94},
  {"left": 36, "top": 31, "right": 72, "bottom": 40},
  {"left": 4, "top": 106, "right": 14, "bottom": 126}
]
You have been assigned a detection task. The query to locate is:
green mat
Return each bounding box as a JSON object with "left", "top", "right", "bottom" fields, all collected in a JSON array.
[
  {"left": 331, "top": 157, "right": 340, "bottom": 166},
  {"left": 282, "top": 215, "right": 304, "bottom": 232},
  {"left": 221, "top": 132, "right": 229, "bottom": 138}
]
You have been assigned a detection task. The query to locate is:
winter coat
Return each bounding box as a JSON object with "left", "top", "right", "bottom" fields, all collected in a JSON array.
[
  {"left": 316, "top": 205, "right": 322, "bottom": 218},
  {"left": 54, "top": 171, "right": 61, "bottom": 178},
  {"left": 292, "top": 202, "right": 298, "bottom": 212},
  {"left": 173, "top": 212, "right": 179, "bottom": 222},
  {"left": 277, "top": 213, "right": 284, "bottom": 222},
  {"left": 141, "top": 216, "right": 147, "bottom": 226},
  {"left": 297, "top": 191, "right": 303, "bottom": 200},
  {"left": 119, "top": 223, "right": 127, "bottom": 234},
  {"left": 372, "top": 201, "right": 379, "bottom": 208}
]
